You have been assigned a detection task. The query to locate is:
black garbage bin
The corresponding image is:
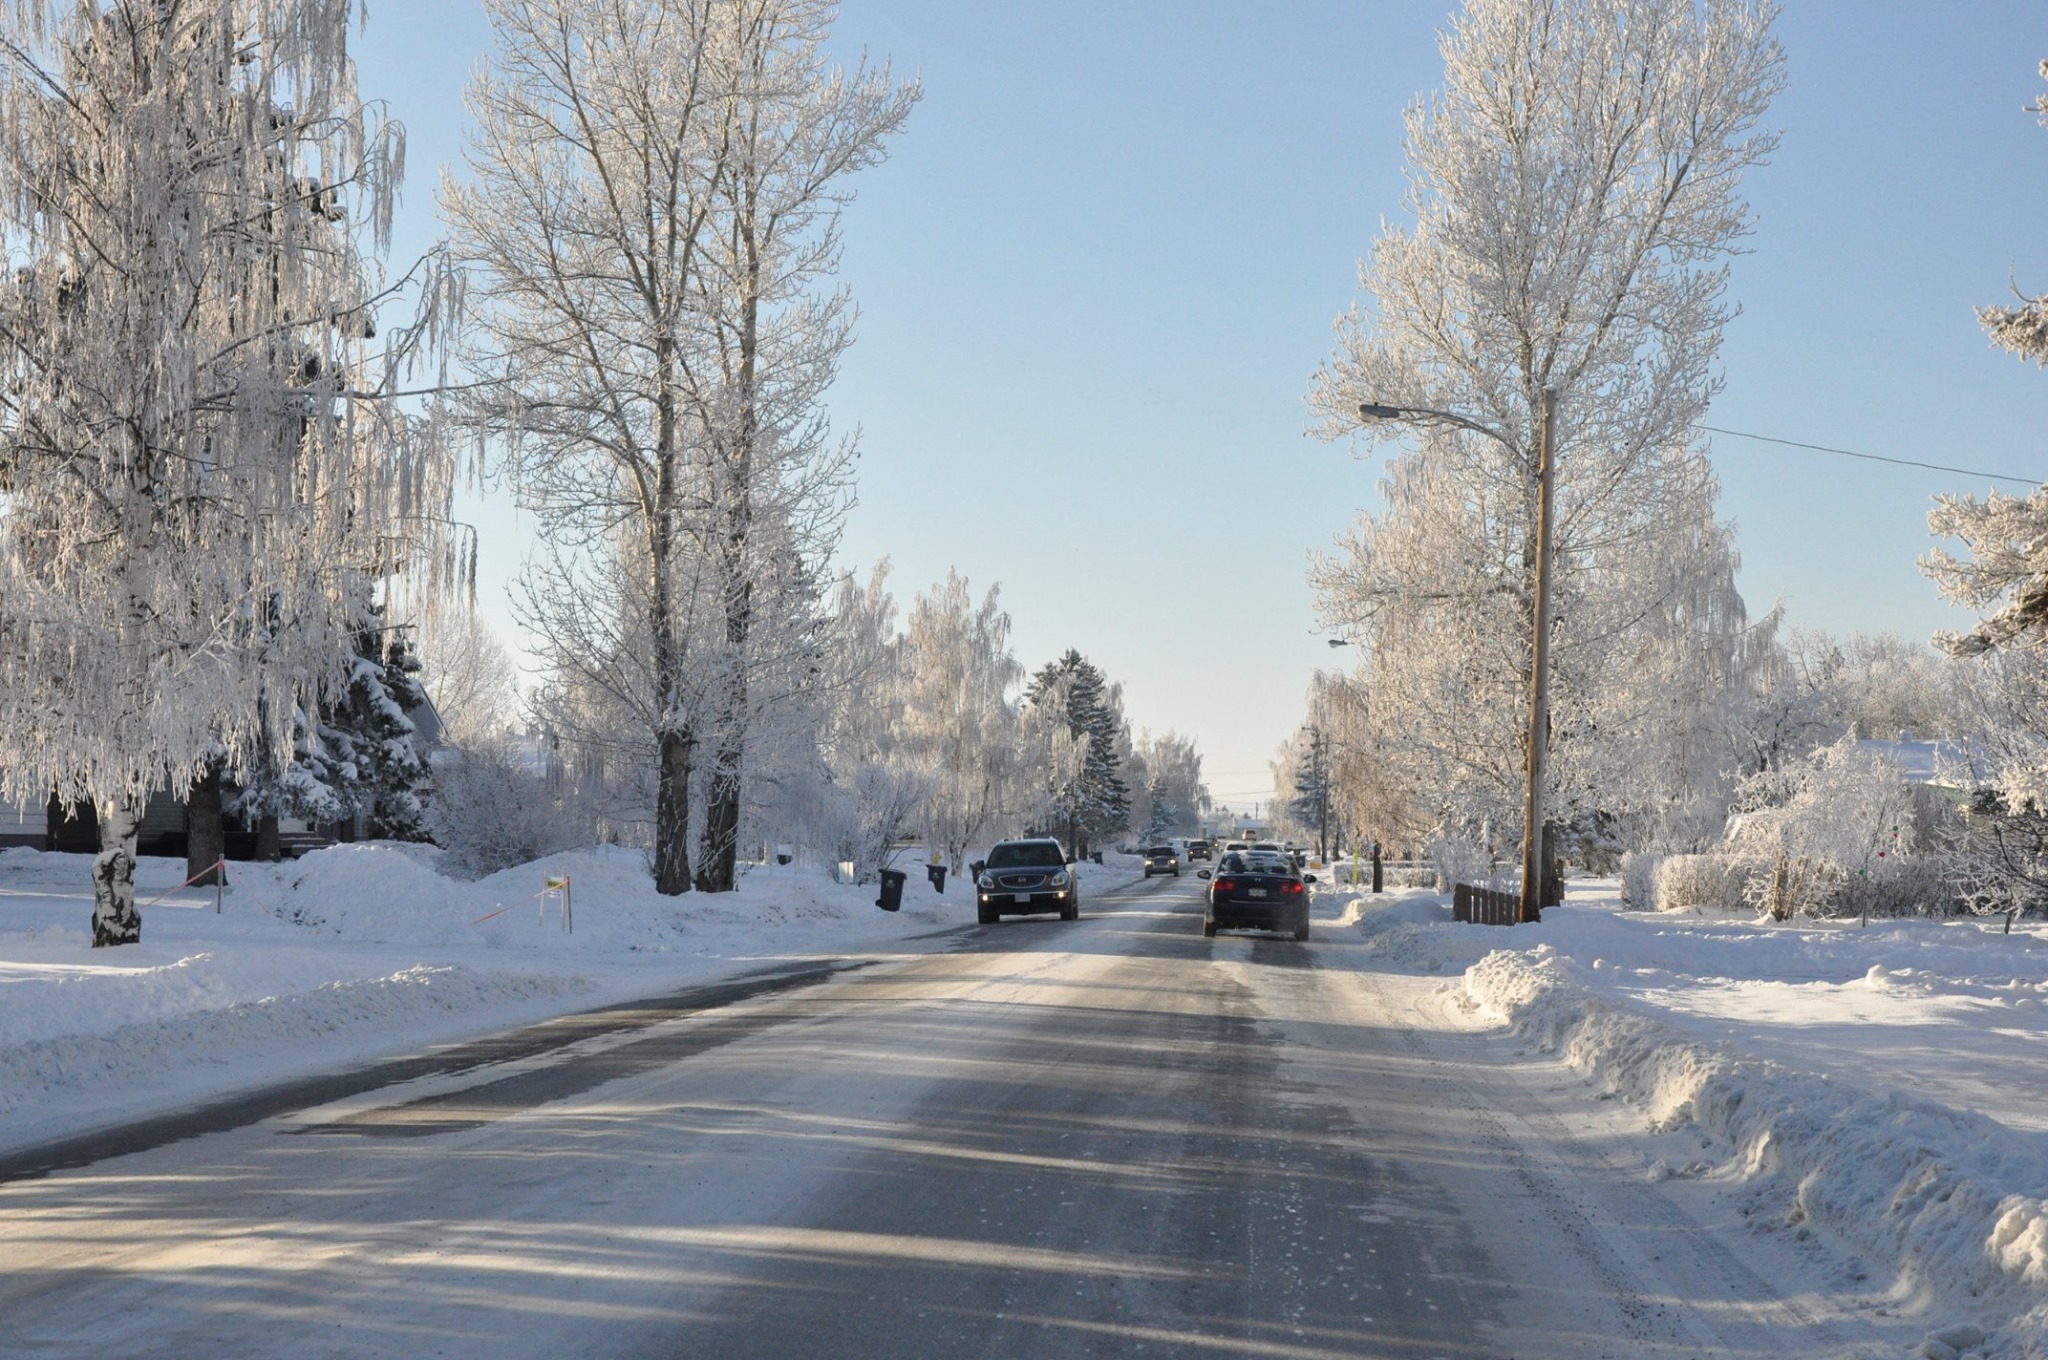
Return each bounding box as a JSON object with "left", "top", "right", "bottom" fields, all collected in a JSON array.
[
  {"left": 876, "top": 868, "right": 907, "bottom": 912},
  {"left": 926, "top": 862, "right": 947, "bottom": 893},
  {"left": 1090, "top": 851, "right": 1103, "bottom": 865}
]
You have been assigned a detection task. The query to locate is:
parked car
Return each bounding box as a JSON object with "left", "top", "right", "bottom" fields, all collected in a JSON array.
[
  {"left": 1198, "top": 851, "right": 1314, "bottom": 941},
  {"left": 1186, "top": 839, "right": 1212, "bottom": 862},
  {"left": 975, "top": 838, "right": 1080, "bottom": 923},
  {"left": 1142, "top": 845, "right": 1179, "bottom": 877}
]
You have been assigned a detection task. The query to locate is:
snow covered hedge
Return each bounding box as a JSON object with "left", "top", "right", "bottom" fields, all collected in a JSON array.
[{"left": 1651, "top": 852, "right": 1749, "bottom": 913}]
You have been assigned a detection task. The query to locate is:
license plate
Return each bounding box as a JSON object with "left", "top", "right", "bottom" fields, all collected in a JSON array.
[
  {"left": 1247, "top": 888, "right": 1267, "bottom": 898},
  {"left": 1014, "top": 892, "right": 1032, "bottom": 903}
]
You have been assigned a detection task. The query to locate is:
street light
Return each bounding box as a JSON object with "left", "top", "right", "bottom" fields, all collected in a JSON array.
[{"left": 1357, "top": 391, "right": 1559, "bottom": 924}]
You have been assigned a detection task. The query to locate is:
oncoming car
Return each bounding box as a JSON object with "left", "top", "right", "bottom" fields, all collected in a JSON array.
[
  {"left": 975, "top": 839, "right": 1080, "bottom": 924},
  {"left": 1143, "top": 845, "right": 1179, "bottom": 877},
  {"left": 1198, "top": 850, "right": 1315, "bottom": 941}
]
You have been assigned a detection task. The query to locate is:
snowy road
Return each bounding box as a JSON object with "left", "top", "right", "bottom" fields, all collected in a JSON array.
[{"left": 0, "top": 875, "right": 1900, "bottom": 1358}]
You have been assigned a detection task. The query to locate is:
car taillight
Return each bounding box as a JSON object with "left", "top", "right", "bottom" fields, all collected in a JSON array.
[
  {"left": 1213, "top": 878, "right": 1236, "bottom": 893},
  {"left": 1282, "top": 880, "right": 1304, "bottom": 894}
]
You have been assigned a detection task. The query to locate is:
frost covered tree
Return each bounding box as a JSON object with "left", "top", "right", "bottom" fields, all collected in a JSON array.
[
  {"left": 685, "top": 2, "right": 917, "bottom": 893},
  {"left": 894, "top": 571, "right": 1023, "bottom": 874},
  {"left": 419, "top": 613, "right": 521, "bottom": 747},
  {"left": 446, "top": 0, "right": 914, "bottom": 896},
  {"left": 0, "top": 0, "right": 458, "bottom": 944},
  {"left": 1309, "top": 0, "right": 1783, "bottom": 882},
  {"left": 1133, "top": 731, "right": 1207, "bottom": 841},
  {"left": 1976, "top": 60, "right": 2048, "bottom": 365},
  {"left": 1921, "top": 485, "right": 2048, "bottom": 920},
  {"left": 1314, "top": 432, "right": 1772, "bottom": 865},
  {"left": 1025, "top": 650, "right": 1130, "bottom": 857}
]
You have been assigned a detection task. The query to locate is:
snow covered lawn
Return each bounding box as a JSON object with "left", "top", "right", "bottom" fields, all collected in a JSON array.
[
  {"left": 0, "top": 844, "right": 1142, "bottom": 1155},
  {"left": 1327, "top": 879, "right": 2048, "bottom": 1360}
]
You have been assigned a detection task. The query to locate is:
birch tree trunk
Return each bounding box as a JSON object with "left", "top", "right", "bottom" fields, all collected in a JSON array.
[{"left": 90, "top": 787, "right": 144, "bottom": 947}]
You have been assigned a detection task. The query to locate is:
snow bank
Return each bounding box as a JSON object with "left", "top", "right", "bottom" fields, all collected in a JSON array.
[
  {"left": 0, "top": 963, "right": 586, "bottom": 1126},
  {"left": 1386, "top": 885, "right": 2048, "bottom": 1359},
  {"left": 0, "top": 842, "right": 1144, "bottom": 1152}
]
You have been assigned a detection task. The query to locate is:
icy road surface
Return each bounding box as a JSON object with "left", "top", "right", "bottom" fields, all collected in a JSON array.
[{"left": 0, "top": 875, "right": 1901, "bottom": 1358}]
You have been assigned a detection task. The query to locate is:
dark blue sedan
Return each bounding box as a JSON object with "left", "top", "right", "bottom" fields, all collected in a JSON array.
[{"left": 1197, "top": 851, "right": 1314, "bottom": 941}]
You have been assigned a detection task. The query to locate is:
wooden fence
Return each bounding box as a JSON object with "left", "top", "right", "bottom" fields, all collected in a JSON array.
[{"left": 1453, "top": 882, "right": 1521, "bottom": 926}]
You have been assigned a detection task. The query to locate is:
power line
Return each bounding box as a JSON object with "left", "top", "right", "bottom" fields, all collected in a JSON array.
[{"left": 1702, "top": 424, "right": 2038, "bottom": 488}]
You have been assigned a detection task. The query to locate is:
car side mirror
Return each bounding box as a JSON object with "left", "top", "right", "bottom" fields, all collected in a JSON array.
[
  {"left": 1302, "top": 874, "right": 1318, "bottom": 884},
  {"left": 1064, "top": 855, "right": 1076, "bottom": 865},
  {"left": 1196, "top": 869, "right": 1211, "bottom": 879}
]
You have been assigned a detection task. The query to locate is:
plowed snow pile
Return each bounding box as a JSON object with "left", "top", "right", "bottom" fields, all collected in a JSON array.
[
  {"left": 1335, "top": 879, "right": 2048, "bottom": 1360},
  {"left": 0, "top": 845, "right": 1137, "bottom": 1151}
]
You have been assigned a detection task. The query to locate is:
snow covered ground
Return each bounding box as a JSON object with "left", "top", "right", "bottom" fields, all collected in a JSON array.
[
  {"left": 0, "top": 844, "right": 1136, "bottom": 1155},
  {"left": 1325, "top": 879, "right": 2048, "bottom": 1360}
]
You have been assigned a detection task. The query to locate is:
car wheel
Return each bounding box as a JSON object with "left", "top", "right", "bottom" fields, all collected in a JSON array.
[
  {"left": 977, "top": 903, "right": 998, "bottom": 925},
  {"left": 1294, "top": 915, "right": 1310, "bottom": 942},
  {"left": 1061, "top": 901, "right": 1079, "bottom": 921},
  {"left": 1202, "top": 919, "right": 1217, "bottom": 938}
]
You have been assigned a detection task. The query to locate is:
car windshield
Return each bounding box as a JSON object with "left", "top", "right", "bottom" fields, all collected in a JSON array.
[
  {"left": 987, "top": 842, "right": 1063, "bottom": 868},
  {"left": 1147, "top": 846, "right": 1173, "bottom": 856},
  {"left": 1217, "top": 853, "right": 1247, "bottom": 873}
]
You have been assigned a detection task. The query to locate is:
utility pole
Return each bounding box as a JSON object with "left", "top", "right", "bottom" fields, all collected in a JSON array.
[
  {"left": 1357, "top": 389, "right": 1560, "bottom": 924},
  {"left": 1517, "top": 388, "right": 1559, "bottom": 924}
]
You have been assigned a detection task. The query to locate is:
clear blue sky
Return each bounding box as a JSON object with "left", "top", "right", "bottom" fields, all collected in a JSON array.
[{"left": 354, "top": 1, "right": 2048, "bottom": 815}]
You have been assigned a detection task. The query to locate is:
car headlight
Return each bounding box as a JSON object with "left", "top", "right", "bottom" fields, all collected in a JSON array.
[
  {"left": 977, "top": 873, "right": 996, "bottom": 890},
  {"left": 1050, "top": 870, "right": 1070, "bottom": 887}
]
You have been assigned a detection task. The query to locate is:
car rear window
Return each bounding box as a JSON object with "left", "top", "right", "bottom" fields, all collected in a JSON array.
[{"left": 987, "top": 842, "right": 1062, "bottom": 868}]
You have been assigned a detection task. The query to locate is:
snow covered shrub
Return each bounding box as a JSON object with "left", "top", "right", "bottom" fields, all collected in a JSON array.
[
  {"left": 1651, "top": 853, "right": 1749, "bottom": 913},
  {"left": 1426, "top": 833, "right": 1496, "bottom": 892},
  {"left": 428, "top": 740, "right": 595, "bottom": 879},
  {"left": 1620, "top": 851, "right": 1662, "bottom": 910},
  {"left": 1831, "top": 855, "right": 1954, "bottom": 919},
  {"left": 1726, "top": 737, "right": 1926, "bottom": 919},
  {"left": 852, "top": 764, "right": 933, "bottom": 883},
  {"left": 801, "top": 762, "right": 931, "bottom": 885}
]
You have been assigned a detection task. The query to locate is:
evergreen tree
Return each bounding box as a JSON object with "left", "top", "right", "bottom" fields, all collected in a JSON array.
[
  {"left": 1289, "top": 725, "right": 1335, "bottom": 861},
  {"left": 329, "top": 629, "right": 433, "bottom": 841},
  {"left": 1025, "top": 650, "right": 1131, "bottom": 856},
  {"left": 232, "top": 616, "right": 432, "bottom": 846}
]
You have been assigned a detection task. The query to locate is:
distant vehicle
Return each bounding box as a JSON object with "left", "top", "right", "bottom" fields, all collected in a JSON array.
[
  {"left": 1142, "top": 845, "right": 1180, "bottom": 878},
  {"left": 1222, "top": 841, "right": 1250, "bottom": 857},
  {"left": 1186, "top": 839, "right": 1212, "bottom": 861},
  {"left": 975, "top": 839, "right": 1080, "bottom": 924},
  {"left": 1198, "top": 851, "right": 1314, "bottom": 941},
  {"left": 1250, "top": 841, "right": 1284, "bottom": 854}
]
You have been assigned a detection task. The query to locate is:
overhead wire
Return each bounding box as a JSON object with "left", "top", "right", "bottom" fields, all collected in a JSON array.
[{"left": 1701, "top": 424, "right": 2038, "bottom": 488}]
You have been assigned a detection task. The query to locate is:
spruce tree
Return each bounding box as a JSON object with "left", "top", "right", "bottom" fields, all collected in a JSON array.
[{"left": 1026, "top": 650, "right": 1131, "bottom": 856}]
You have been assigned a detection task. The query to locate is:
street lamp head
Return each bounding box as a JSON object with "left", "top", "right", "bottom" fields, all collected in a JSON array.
[
  {"left": 1327, "top": 637, "right": 1351, "bottom": 648},
  {"left": 1358, "top": 402, "right": 1404, "bottom": 420}
]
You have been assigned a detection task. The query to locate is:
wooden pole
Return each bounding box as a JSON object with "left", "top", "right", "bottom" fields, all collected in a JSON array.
[{"left": 1519, "top": 388, "right": 1559, "bottom": 925}]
